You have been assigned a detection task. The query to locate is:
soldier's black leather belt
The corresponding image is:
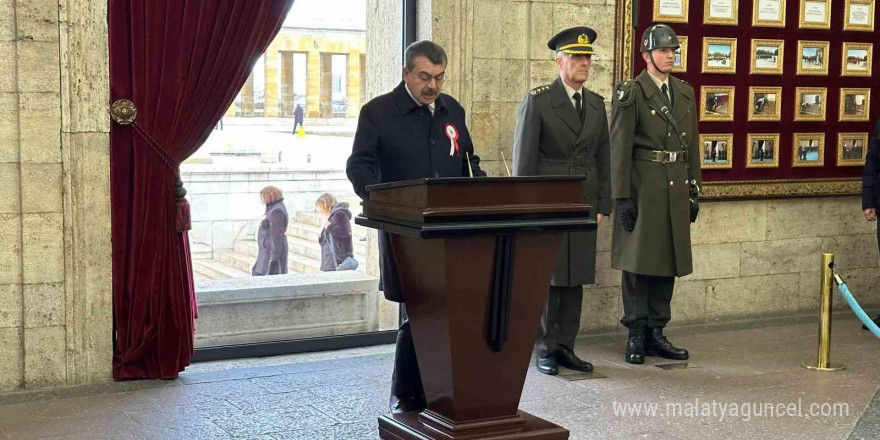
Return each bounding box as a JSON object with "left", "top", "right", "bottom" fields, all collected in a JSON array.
[{"left": 632, "top": 149, "right": 686, "bottom": 164}]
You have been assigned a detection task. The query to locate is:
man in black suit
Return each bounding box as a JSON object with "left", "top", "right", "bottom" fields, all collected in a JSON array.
[{"left": 346, "top": 40, "right": 485, "bottom": 413}]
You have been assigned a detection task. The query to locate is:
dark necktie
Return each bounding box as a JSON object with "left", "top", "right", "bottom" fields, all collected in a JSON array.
[
  {"left": 573, "top": 91, "right": 584, "bottom": 120},
  {"left": 661, "top": 83, "right": 673, "bottom": 108}
]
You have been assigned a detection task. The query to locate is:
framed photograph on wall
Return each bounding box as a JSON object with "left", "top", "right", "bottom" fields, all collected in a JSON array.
[
  {"left": 838, "top": 133, "right": 869, "bottom": 166},
  {"left": 751, "top": 39, "right": 784, "bottom": 74},
  {"left": 747, "top": 134, "right": 781, "bottom": 168},
  {"left": 654, "top": 0, "right": 689, "bottom": 22},
  {"left": 673, "top": 36, "right": 689, "bottom": 72},
  {"left": 844, "top": 0, "right": 875, "bottom": 31},
  {"left": 704, "top": 0, "right": 739, "bottom": 24},
  {"left": 700, "top": 86, "right": 736, "bottom": 121},
  {"left": 796, "top": 41, "right": 830, "bottom": 75},
  {"left": 753, "top": 0, "right": 787, "bottom": 26},
  {"left": 800, "top": 0, "right": 832, "bottom": 29},
  {"left": 792, "top": 133, "right": 826, "bottom": 167},
  {"left": 794, "top": 87, "right": 827, "bottom": 121},
  {"left": 841, "top": 42, "right": 873, "bottom": 76},
  {"left": 839, "top": 88, "right": 871, "bottom": 121},
  {"left": 702, "top": 38, "right": 737, "bottom": 74},
  {"left": 749, "top": 87, "right": 782, "bottom": 121},
  {"left": 700, "top": 134, "right": 734, "bottom": 169}
]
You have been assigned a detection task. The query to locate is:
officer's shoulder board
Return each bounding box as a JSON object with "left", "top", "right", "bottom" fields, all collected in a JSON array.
[
  {"left": 529, "top": 84, "right": 551, "bottom": 96},
  {"left": 615, "top": 80, "right": 638, "bottom": 106},
  {"left": 585, "top": 88, "right": 605, "bottom": 101}
]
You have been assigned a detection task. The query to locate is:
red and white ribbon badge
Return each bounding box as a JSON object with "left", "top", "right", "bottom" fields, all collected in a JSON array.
[{"left": 445, "top": 123, "right": 460, "bottom": 156}]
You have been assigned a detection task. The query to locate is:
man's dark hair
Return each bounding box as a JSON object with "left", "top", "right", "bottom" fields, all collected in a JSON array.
[{"left": 404, "top": 40, "right": 447, "bottom": 70}]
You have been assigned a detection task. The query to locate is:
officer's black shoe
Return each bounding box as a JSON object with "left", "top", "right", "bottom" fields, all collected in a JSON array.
[
  {"left": 862, "top": 315, "right": 880, "bottom": 330},
  {"left": 555, "top": 347, "right": 593, "bottom": 372},
  {"left": 536, "top": 354, "right": 559, "bottom": 375},
  {"left": 645, "top": 327, "right": 689, "bottom": 360},
  {"left": 626, "top": 326, "right": 645, "bottom": 365}
]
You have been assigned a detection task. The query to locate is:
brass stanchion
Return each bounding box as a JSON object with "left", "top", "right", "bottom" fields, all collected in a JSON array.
[{"left": 801, "top": 253, "right": 846, "bottom": 372}]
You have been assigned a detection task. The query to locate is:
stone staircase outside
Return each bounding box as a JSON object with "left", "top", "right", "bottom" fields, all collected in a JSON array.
[{"left": 192, "top": 206, "right": 368, "bottom": 281}]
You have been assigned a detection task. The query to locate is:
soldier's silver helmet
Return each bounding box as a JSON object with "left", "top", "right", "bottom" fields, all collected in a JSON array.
[{"left": 640, "top": 24, "right": 680, "bottom": 52}]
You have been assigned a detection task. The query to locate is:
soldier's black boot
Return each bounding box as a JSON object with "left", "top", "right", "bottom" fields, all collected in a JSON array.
[
  {"left": 625, "top": 326, "right": 645, "bottom": 365},
  {"left": 645, "top": 327, "right": 689, "bottom": 360}
]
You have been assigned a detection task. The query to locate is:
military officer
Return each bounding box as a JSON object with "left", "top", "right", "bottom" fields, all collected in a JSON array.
[
  {"left": 513, "top": 26, "right": 611, "bottom": 375},
  {"left": 347, "top": 40, "right": 486, "bottom": 412},
  {"left": 610, "top": 24, "right": 701, "bottom": 365}
]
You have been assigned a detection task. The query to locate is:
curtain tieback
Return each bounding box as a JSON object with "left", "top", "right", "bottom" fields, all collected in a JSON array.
[{"left": 111, "top": 99, "right": 191, "bottom": 232}]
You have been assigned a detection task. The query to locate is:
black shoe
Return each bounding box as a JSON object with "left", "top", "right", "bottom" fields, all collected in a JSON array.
[
  {"left": 862, "top": 315, "right": 880, "bottom": 330},
  {"left": 645, "top": 327, "right": 689, "bottom": 360},
  {"left": 555, "top": 347, "right": 593, "bottom": 372},
  {"left": 389, "top": 396, "right": 426, "bottom": 413},
  {"left": 626, "top": 326, "right": 645, "bottom": 365},
  {"left": 536, "top": 354, "right": 559, "bottom": 375}
]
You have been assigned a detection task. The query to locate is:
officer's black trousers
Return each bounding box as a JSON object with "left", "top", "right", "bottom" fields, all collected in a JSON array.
[
  {"left": 536, "top": 285, "right": 583, "bottom": 357},
  {"left": 620, "top": 271, "right": 675, "bottom": 329},
  {"left": 389, "top": 305, "right": 426, "bottom": 412}
]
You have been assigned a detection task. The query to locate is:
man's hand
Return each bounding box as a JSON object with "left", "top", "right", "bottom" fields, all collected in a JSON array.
[
  {"left": 865, "top": 208, "right": 877, "bottom": 221},
  {"left": 597, "top": 213, "right": 605, "bottom": 225},
  {"left": 616, "top": 199, "right": 637, "bottom": 232}
]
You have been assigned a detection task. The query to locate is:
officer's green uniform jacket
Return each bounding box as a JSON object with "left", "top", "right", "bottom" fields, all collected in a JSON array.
[
  {"left": 513, "top": 77, "right": 611, "bottom": 286},
  {"left": 610, "top": 69, "right": 702, "bottom": 277}
]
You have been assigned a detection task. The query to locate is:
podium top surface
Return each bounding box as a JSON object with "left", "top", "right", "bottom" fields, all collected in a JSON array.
[
  {"left": 365, "top": 176, "right": 585, "bottom": 192},
  {"left": 358, "top": 176, "right": 595, "bottom": 238}
]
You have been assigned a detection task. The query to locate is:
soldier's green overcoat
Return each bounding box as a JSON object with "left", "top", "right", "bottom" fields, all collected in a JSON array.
[
  {"left": 610, "top": 69, "right": 702, "bottom": 277},
  {"left": 513, "top": 77, "right": 612, "bottom": 286}
]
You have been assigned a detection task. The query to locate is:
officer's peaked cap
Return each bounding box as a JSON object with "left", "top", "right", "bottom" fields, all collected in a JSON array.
[{"left": 547, "top": 26, "right": 597, "bottom": 55}]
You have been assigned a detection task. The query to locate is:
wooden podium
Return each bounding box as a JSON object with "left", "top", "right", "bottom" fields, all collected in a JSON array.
[{"left": 356, "top": 176, "right": 595, "bottom": 440}]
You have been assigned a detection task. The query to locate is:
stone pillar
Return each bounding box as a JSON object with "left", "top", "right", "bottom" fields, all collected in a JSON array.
[
  {"left": 346, "top": 50, "right": 362, "bottom": 117},
  {"left": 240, "top": 74, "right": 255, "bottom": 116},
  {"left": 320, "top": 52, "right": 333, "bottom": 117},
  {"left": 280, "top": 51, "right": 294, "bottom": 117},
  {"left": 263, "top": 49, "right": 279, "bottom": 117},
  {"left": 306, "top": 49, "right": 321, "bottom": 118}
]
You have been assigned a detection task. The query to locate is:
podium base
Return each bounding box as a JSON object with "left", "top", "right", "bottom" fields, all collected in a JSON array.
[{"left": 378, "top": 410, "right": 569, "bottom": 440}]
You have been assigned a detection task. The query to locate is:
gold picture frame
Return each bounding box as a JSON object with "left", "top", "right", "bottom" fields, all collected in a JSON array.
[
  {"left": 747, "top": 134, "right": 781, "bottom": 168},
  {"left": 841, "top": 42, "right": 873, "bottom": 77},
  {"left": 751, "top": 39, "right": 785, "bottom": 75},
  {"left": 792, "top": 133, "right": 826, "bottom": 167},
  {"left": 794, "top": 87, "right": 827, "bottom": 121},
  {"left": 700, "top": 134, "right": 734, "bottom": 169},
  {"left": 702, "top": 38, "right": 738, "bottom": 74},
  {"left": 653, "top": 0, "right": 689, "bottom": 23},
  {"left": 672, "top": 36, "right": 689, "bottom": 72},
  {"left": 844, "top": 0, "right": 875, "bottom": 31},
  {"left": 700, "top": 86, "right": 736, "bottom": 121},
  {"left": 796, "top": 40, "right": 830, "bottom": 75},
  {"left": 838, "top": 133, "right": 869, "bottom": 166},
  {"left": 799, "top": 0, "right": 832, "bottom": 29},
  {"left": 753, "top": 0, "right": 788, "bottom": 27},
  {"left": 748, "top": 87, "right": 783, "bottom": 121},
  {"left": 704, "top": 0, "right": 739, "bottom": 25},
  {"left": 839, "top": 88, "right": 871, "bottom": 121}
]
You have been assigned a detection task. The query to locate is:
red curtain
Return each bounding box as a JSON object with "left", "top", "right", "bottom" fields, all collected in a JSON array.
[{"left": 109, "top": 0, "right": 294, "bottom": 379}]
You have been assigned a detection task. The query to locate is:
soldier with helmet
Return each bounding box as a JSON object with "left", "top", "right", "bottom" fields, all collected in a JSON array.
[
  {"left": 513, "top": 26, "right": 611, "bottom": 375},
  {"left": 610, "top": 24, "right": 702, "bottom": 365}
]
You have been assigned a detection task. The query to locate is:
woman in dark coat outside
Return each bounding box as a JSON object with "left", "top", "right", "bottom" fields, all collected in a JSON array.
[
  {"left": 252, "top": 186, "right": 289, "bottom": 276},
  {"left": 863, "top": 118, "right": 880, "bottom": 326},
  {"left": 316, "top": 193, "right": 357, "bottom": 271}
]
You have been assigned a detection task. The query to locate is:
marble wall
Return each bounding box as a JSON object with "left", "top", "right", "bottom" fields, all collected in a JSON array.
[{"left": 0, "top": 0, "right": 112, "bottom": 393}]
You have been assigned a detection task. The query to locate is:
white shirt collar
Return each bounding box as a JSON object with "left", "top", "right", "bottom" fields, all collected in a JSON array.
[
  {"left": 404, "top": 83, "right": 435, "bottom": 114},
  {"left": 560, "top": 79, "right": 583, "bottom": 101}
]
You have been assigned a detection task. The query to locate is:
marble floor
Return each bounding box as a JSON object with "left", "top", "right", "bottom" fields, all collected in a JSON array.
[{"left": 1, "top": 315, "right": 879, "bottom": 440}]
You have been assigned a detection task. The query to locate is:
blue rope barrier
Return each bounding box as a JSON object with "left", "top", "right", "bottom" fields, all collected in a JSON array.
[{"left": 834, "top": 275, "right": 880, "bottom": 339}]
